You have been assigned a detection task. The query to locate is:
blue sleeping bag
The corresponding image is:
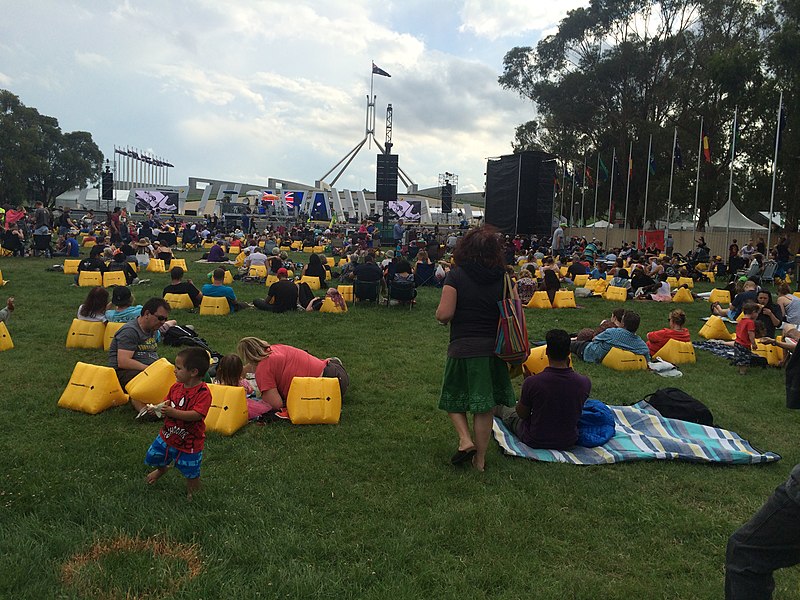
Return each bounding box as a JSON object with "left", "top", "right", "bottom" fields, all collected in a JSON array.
[{"left": 577, "top": 399, "right": 616, "bottom": 447}]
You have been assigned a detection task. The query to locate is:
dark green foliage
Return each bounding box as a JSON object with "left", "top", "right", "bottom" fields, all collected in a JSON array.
[
  {"left": 500, "top": 0, "right": 800, "bottom": 230},
  {"left": 0, "top": 90, "right": 103, "bottom": 208}
]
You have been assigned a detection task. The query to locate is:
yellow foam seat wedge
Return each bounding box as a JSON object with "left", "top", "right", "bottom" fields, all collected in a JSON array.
[
  {"left": 286, "top": 377, "right": 342, "bottom": 424},
  {"left": 601, "top": 347, "right": 648, "bottom": 371},
  {"left": 58, "top": 362, "right": 129, "bottom": 414}
]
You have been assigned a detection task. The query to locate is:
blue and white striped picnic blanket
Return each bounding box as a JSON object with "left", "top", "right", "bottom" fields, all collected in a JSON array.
[{"left": 493, "top": 401, "right": 781, "bottom": 465}]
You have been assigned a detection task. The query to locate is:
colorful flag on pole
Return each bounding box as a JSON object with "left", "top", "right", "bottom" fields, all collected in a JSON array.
[
  {"left": 702, "top": 129, "right": 711, "bottom": 163},
  {"left": 372, "top": 62, "right": 391, "bottom": 77},
  {"left": 674, "top": 140, "right": 683, "bottom": 169},
  {"left": 599, "top": 157, "right": 609, "bottom": 181},
  {"left": 584, "top": 166, "right": 594, "bottom": 186},
  {"left": 778, "top": 107, "right": 787, "bottom": 151},
  {"left": 649, "top": 153, "right": 656, "bottom": 175}
]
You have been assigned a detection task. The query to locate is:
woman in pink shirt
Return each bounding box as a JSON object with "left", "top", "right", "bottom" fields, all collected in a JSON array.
[{"left": 237, "top": 337, "right": 349, "bottom": 414}]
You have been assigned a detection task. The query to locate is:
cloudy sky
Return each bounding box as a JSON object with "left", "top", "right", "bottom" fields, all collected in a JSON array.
[{"left": 1, "top": 0, "right": 586, "bottom": 193}]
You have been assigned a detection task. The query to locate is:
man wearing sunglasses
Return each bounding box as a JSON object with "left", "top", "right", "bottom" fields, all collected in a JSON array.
[{"left": 108, "top": 297, "right": 176, "bottom": 413}]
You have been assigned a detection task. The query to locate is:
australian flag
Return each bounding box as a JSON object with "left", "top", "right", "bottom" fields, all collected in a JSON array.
[{"left": 372, "top": 62, "right": 391, "bottom": 77}]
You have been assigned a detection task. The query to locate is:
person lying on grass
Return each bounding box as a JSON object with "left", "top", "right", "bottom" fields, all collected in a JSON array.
[
  {"left": 144, "top": 347, "right": 212, "bottom": 501},
  {"left": 495, "top": 329, "right": 591, "bottom": 450},
  {"left": 570, "top": 309, "right": 651, "bottom": 363},
  {"left": 572, "top": 307, "right": 625, "bottom": 342}
]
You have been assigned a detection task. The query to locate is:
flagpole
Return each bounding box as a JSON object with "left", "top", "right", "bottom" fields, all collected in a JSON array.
[
  {"left": 725, "top": 106, "right": 739, "bottom": 258},
  {"left": 580, "top": 153, "right": 587, "bottom": 227},
  {"left": 666, "top": 126, "right": 677, "bottom": 237},
  {"left": 605, "top": 147, "right": 616, "bottom": 249},
  {"left": 623, "top": 140, "right": 632, "bottom": 243},
  {"left": 593, "top": 152, "right": 600, "bottom": 225},
  {"left": 569, "top": 160, "right": 577, "bottom": 226},
  {"left": 643, "top": 134, "right": 652, "bottom": 233},
  {"left": 692, "top": 117, "right": 703, "bottom": 250},
  {"left": 767, "top": 91, "right": 783, "bottom": 253},
  {"left": 560, "top": 158, "right": 566, "bottom": 223}
]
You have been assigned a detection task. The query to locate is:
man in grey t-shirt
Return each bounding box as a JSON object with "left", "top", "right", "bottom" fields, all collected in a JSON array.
[{"left": 108, "top": 297, "right": 173, "bottom": 412}]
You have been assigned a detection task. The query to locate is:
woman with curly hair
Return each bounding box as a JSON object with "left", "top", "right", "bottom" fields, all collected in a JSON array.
[{"left": 435, "top": 225, "right": 516, "bottom": 471}]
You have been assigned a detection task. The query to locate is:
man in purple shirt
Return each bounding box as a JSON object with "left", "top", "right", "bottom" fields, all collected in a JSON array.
[{"left": 496, "top": 329, "right": 591, "bottom": 449}]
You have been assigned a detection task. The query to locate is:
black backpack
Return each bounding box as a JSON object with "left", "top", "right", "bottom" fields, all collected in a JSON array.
[
  {"left": 162, "top": 325, "right": 221, "bottom": 361},
  {"left": 643, "top": 388, "right": 714, "bottom": 426}
]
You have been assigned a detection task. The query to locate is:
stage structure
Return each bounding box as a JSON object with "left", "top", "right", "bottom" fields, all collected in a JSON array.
[
  {"left": 318, "top": 63, "right": 415, "bottom": 192},
  {"left": 113, "top": 146, "right": 173, "bottom": 190}
]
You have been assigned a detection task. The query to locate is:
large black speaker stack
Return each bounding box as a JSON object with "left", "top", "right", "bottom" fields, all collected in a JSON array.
[
  {"left": 376, "top": 154, "right": 399, "bottom": 202},
  {"left": 101, "top": 168, "right": 114, "bottom": 203},
  {"left": 484, "top": 150, "right": 555, "bottom": 237},
  {"left": 441, "top": 183, "right": 453, "bottom": 214},
  {"left": 377, "top": 153, "right": 399, "bottom": 227}
]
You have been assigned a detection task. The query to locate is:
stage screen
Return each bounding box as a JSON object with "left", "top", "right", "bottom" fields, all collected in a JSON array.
[
  {"left": 134, "top": 189, "right": 178, "bottom": 213},
  {"left": 388, "top": 199, "right": 421, "bottom": 222}
]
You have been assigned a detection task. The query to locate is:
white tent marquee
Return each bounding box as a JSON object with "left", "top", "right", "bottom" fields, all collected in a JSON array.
[{"left": 707, "top": 200, "right": 767, "bottom": 231}]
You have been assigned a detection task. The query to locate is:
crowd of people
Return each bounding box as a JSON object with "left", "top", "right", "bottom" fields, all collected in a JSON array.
[{"left": 4, "top": 201, "right": 800, "bottom": 597}]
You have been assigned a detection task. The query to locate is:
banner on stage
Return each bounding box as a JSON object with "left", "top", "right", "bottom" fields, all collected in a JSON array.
[
  {"left": 134, "top": 189, "right": 178, "bottom": 213},
  {"left": 388, "top": 200, "right": 421, "bottom": 222}
]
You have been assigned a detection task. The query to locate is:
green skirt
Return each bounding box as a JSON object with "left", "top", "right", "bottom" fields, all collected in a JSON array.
[{"left": 438, "top": 355, "right": 515, "bottom": 414}]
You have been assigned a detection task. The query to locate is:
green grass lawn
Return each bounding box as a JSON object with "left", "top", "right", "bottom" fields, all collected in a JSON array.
[{"left": 0, "top": 252, "right": 798, "bottom": 599}]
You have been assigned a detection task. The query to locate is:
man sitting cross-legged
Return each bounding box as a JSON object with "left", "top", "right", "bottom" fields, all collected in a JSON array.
[
  {"left": 163, "top": 266, "right": 203, "bottom": 308},
  {"left": 201, "top": 268, "right": 249, "bottom": 312},
  {"left": 253, "top": 268, "right": 298, "bottom": 313},
  {"left": 570, "top": 309, "right": 651, "bottom": 363},
  {"left": 495, "top": 329, "right": 591, "bottom": 449}
]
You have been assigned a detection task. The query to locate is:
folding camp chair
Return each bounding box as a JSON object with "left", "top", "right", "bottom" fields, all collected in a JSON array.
[
  {"left": 354, "top": 279, "right": 381, "bottom": 303},
  {"left": 760, "top": 260, "right": 777, "bottom": 284},
  {"left": 32, "top": 234, "right": 53, "bottom": 258},
  {"left": 414, "top": 262, "right": 437, "bottom": 287},
  {"left": 387, "top": 279, "right": 417, "bottom": 309}
]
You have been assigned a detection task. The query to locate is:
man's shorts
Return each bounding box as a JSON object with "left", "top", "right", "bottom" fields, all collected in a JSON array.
[{"left": 144, "top": 434, "right": 202, "bottom": 479}]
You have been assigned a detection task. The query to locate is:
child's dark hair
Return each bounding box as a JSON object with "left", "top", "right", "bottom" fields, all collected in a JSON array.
[
  {"left": 215, "top": 354, "right": 244, "bottom": 386},
  {"left": 742, "top": 301, "right": 761, "bottom": 316},
  {"left": 611, "top": 307, "right": 626, "bottom": 321},
  {"left": 177, "top": 347, "right": 211, "bottom": 376}
]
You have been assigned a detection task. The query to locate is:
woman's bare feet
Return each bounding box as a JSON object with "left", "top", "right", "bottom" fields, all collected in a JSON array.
[
  {"left": 472, "top": 456, "right": 485, "bottom": 472},
  {"left": 145, "top": 466, "right": 169, "bottom": 485}
]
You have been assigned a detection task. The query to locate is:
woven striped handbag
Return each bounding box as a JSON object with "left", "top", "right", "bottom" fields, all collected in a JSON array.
[{"left": 494, "top": 273, "right": 530, "bottom": 364}]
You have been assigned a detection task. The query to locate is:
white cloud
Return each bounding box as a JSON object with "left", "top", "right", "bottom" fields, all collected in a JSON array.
[
  {"left": 74, "top": 51, "right": 111, "bottom": 69},
  {"left": 2, "top": 0, "right": 544, "bottom": 192},
  {"left": 458, "top": 0, "right": 589, "bottom": 40}
]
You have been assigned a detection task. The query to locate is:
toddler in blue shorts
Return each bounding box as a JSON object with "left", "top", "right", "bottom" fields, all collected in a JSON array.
[{"left": 144, "top": 347, "right": 213, "bottom": 500}]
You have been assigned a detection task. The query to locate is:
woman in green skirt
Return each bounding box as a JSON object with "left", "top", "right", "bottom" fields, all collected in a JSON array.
[{"left": 436, "top": 226, "right": 516, "bottom": 471}]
